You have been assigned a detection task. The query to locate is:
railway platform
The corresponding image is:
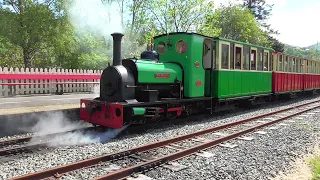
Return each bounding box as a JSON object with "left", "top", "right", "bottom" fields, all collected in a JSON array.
[
  {"left": 0, "top": 93, "right": 95, "bottom": 111},
  {"left": 0, "top": 93, "right": 95, "bottom": 137}
]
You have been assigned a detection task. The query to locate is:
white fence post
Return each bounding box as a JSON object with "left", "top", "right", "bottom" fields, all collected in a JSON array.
[{"left": 0, "top": 66, "right": 101, "bottom": 97}]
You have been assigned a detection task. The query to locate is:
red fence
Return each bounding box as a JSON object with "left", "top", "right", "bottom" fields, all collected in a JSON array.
[{"left": 0, "top": 67, "right": 101, "bottom": 97}]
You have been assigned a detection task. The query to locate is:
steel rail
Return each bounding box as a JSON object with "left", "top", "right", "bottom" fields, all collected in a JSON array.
[{"left": 10, "top": 100, "right": 320, "bottom": 180}]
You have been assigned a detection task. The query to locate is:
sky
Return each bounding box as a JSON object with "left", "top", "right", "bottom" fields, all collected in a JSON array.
[{"left": 214, "top": 0, "right": 320, "bottom": 47}]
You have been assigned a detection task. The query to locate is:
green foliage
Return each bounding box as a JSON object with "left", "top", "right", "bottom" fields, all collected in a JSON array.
[
  {"left": 242, "top": 0, "right": 285, "bottom": 51},
  {"left": 0, "top": 35, "right": 24, "bottom": 67},
  {"left": 132, "top": 0, "right": 214, "bottom": 34},
  {"left": 309, "top": 155, "right": 320, "bottom": 180},
  {"left": 269, "top": 36, "right": 285, "bottom": 52},
  {"left": 307, "top": 43, "right": 320, "bottom": 51},
  {"left": 284, "top": 44, "right": 320, "bottom": 60},
  {"left": 0, "top": 0, "right": 312, "bottom": 69},
  {"left": 199, "top": 5, "right": 271, "bottom": 47},
  {"left": 243, "top": 0, "right": 273, "bottom": 22},
  {"left": 0, "top": 0, "right": 60, "bottom": 67},
  {"left": 0, "top": 0, "right": 111, "bottom": 69}
]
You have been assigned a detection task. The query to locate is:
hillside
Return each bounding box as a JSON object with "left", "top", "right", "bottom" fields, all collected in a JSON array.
[
  {"left": 306, "top": 43, "right": 320, "bottom": 51},
  {"left": 284, "top": 43, "right": 320, "bottom": 60}
]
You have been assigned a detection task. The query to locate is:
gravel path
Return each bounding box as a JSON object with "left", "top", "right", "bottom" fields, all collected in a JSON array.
[{"left": 0, "top": 96, "right": 320, "bottom": 179}]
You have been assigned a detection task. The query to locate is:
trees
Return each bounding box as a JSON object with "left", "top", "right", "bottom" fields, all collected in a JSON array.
[
  {"left": 243, "top": 0, "right": 273, "bottom": 23},
  {"left": 199, "top": 5, "right": 271, "bottom": 47},
  {"left": 131, "top": 0, "right": 214, "bottom": 34},
  {"left": 0, "top": 0, "right": 62, "bottom": 68},
  {"left": 0, "top": 0, "right": 111, "bottom": 69},
  {"left": 0, "top": 36, "right": 23, "bottom": 67},
  {"left": 0, "top": 0, "right": 295, "bottom": 69},
  {"left": 242, "top": 0, "right": 284, "bottom": 52}
]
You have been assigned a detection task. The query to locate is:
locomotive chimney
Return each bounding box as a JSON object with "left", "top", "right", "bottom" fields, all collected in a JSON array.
[{"left": 111, "top": 32, "right": 124, "bottom": 66}]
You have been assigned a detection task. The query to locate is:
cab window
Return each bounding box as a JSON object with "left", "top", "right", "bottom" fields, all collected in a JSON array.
[
  {"left": 202, "top": 39, "right": 215, "bottom": 69},
  {"left": 176, "top": 40, "right": 187, "bottom": 54},
  {"left": 157, "top": 42, "right": 166, "bottom": 55}
]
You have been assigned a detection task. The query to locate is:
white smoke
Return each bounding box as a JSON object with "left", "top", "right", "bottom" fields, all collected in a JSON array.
[
  {"left": 29, "top": 111, "right": 87, "bottom": 135},
  {"left": 67, "top": 0, "right": 123, "bottom": 40},
  {"left": 45, "top": 125, "right": 128, "bottom": 147},
  {"left": 91, "top": 84, "right": 100, "bottom": 98},
  {"left": 28, "top": 111, "right": 128, "bottom": 147},
  {"left": 67, "top": 0, "right": 148, "bottom": 59}
]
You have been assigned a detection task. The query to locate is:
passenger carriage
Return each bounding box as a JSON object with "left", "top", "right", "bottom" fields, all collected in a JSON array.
[{"left": 272, "top": 52, "right": 320, "bottom": 94}]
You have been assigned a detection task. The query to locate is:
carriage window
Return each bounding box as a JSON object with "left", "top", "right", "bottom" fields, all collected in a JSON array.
[
  {"left": 270, "top": 54, "right": 273, "bottom": 71},
  {"left": 221, "top": 44, "right": 229, "bottom": 69},
  {"left": 157, "top": 42, "right": 166, "bottom": 55},
  {"left": 296, "top": 59, "right": 299, "bottom": 73},
  {"left": 230, "top": 44, "right": 235, "bottom": 70},
  {"left": 235, "top": 47, "right": 242, "bottom": 69},
  {"left": 288, "top": 57, "right": 292, "bottom": 72},
  {"left": 264, "top": 52, "right": 269, "bottom": 71},
  {"left": 284, "top": 56, "right": 289, "bottom": 72},
  {"left": 292, "top": 58, "right": 295, "bottom": 73},
  {"left": 309, "top": 61, "right": 312, "bottom": 73},
  {"left": 278, "top": 55, "right": 283, "bottom": 72},
  {"left": 309, "top": 61, "right": 311, "bottom": 73},
  {"left": 251, "top": 49, "right": 257, "bottom": 70},
  {"left": 313, "top": 61, "right": 315, "bottom": 73},
  {"left": 301, "top": 60, "right": 304, "bottom": 73},
  {"left": 257, "top": 52, "right": 263, "bottom": 71}
]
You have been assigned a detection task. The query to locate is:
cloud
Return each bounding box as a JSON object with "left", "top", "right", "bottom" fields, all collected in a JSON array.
[{"left": 268, "top": 1, "right": 320, "bottom": 47}]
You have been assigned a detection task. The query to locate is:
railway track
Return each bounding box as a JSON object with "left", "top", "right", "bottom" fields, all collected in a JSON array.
[
  {"left": 0, "top": 126, "right": 99, "bottom": 156},
  {"left": 10, "top": 100, "right": 320, "bottom": 180}
]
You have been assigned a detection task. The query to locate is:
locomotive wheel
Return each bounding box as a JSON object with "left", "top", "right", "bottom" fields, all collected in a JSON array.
[{"left": 166, "top": 112, "right": 178, "bottom": 120}]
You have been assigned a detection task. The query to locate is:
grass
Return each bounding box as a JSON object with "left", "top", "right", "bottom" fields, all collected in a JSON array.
[{"left": 309, "top": 155, "right": 320, "bottom": 180}]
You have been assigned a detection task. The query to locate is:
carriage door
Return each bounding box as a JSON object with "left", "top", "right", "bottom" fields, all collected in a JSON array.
[{"left": 203, "top": 38, "right": 215, "bottom": 97}]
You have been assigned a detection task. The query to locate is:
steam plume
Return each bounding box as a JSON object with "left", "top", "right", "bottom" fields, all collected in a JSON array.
[
  {"left": 68, "top": 0, "right": 123, "bottom": 39},
  {"left": 28, "top": 111, "right": 128, "bottom": 147}
]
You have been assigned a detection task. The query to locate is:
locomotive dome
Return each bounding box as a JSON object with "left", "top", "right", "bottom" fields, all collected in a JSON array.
[{"left": 140, "top": 50, "right": 159, "bottom": 61}]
